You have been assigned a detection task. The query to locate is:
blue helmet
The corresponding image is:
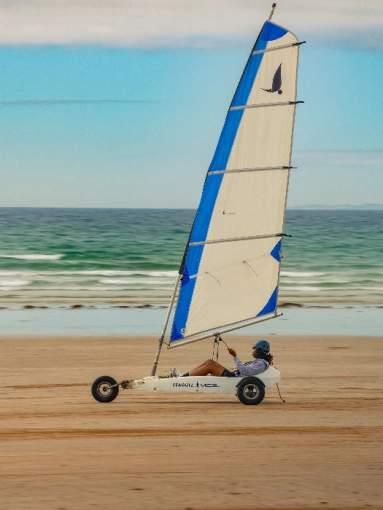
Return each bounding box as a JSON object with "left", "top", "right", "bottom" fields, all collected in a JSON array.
[{"left": 252, "top": 340, "right": 270, "bottom": 353}]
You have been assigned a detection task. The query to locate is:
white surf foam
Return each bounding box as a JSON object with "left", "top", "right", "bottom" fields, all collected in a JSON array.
[
  {"left": 281, "top": 271, "right": 326, "bottom": 278},
  {"left": 0, "top": 254, "right": 63, "bottom": 261},
  {"left": 0, "top": 279, "right": 29, "bottom": 287},
  {"left": 291, "top": 286, "right": 322, "bottom": 292}
]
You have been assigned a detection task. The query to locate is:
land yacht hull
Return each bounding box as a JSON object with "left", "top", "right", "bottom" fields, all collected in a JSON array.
[{"left": 123, "top": 366, "right": 280, "bottom": 394}]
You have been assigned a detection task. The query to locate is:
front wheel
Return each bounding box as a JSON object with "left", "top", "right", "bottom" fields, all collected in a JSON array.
[
  {"left": 236, "top": 377, "right": 265, "bottom": 405},
  {"left": 91, "top": 375, "right": 119, "bottom": 403}
]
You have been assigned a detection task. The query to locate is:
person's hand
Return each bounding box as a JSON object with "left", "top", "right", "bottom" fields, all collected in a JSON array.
[{"left": 227, "top": 347, "right": 237, "bottom": 357}]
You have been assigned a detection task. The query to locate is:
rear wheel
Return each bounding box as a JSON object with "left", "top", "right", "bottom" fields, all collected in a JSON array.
[
  {"left": 236, "top": 377, "right": 265, "bottom": 405},
  {"left": 91, "top": 375, "right": 119, "bottom": 403}
]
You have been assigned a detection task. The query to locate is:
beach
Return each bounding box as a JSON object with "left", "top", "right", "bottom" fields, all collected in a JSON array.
[{"left": 1, "top": 334, "right": 382, "bottom": 509}]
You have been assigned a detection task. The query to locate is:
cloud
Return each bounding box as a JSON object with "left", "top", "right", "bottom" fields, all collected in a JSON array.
[
  {"left": 0, "top": 0, "right": 382, "bottom": 49},
  {"left": 0, "top": 100, "right": 155, "bottom": 107},
  {"left": 294, "top": 151, "right": 383, "bottom": 167}
]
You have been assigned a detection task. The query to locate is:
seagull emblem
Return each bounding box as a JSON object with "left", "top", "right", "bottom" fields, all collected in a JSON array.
[{"left": 261, "top": 63, "right": 283, "bottom": 95}]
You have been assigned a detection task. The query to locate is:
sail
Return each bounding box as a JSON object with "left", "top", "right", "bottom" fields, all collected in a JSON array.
[{"left": 170, "top": 20, "right": 302, "bottom": 345}]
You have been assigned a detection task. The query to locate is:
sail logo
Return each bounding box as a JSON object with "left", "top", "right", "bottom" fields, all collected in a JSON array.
[{"left": 261, "top": 63, "right": 283, "bottom": 95}]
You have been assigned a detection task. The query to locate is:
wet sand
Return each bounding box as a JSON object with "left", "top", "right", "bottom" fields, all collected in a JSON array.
[{"left": 0, "top": 334, "right": 382, "bottom": 509}]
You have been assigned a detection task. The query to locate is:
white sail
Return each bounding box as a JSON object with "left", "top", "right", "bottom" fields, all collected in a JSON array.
[{"left": 170, "top": 21, "right": 302, "bottom": 346}]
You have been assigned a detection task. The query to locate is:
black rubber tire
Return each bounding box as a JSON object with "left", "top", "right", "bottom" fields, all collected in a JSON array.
[
  {"left": 236, "top": 377, "right": 265, "bottom": 405},
  {"left": 91, "top": 375, "right": 119, "bottom": 403}
]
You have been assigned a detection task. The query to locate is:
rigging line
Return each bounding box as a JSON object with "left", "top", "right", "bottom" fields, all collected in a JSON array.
[
  {"left": 212, "top": 336, "right": 220, "bottom": 362},
  {"left": 251, "top": 41, "right": 306, "bottom": 56},
  {"left": 206, "top": 272, "right": 222, "bottom": 287},
  {"left": 230, "top": 101, "right": 303, "bottom": 111},
  {"left": 219, "top": 336, "right": 229, "bottom": 348},
  {"left": 189, "top": 233, "right": 286, "bottom": 247},
  {"left": 276, "top": 382, "right": 286, "bottom": 403},
  {"left": 189, "top": 252, "right": 270, "bottom": 281},
  {"left": 244, "top": 260, "right": 258, "bottom": 277},
  {"left": 207, "top": 166, "right": 293, "bottom": 176}
]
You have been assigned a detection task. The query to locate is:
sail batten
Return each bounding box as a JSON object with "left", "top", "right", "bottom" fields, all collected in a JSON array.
[
  {"left": 169, "top": 19, "right": 302, "bottom": 344},
  {"left": 252, "top": 40, "right": 305, "bottom": 55},
  {"left": 189, "top": 233, "right": 284, "bottom": 247},
  {"left": 230, "top": 101, "right": 302, "bottom": 111},
  {"left": 207, "top": 166, "right": 292, "bottom": 176}
]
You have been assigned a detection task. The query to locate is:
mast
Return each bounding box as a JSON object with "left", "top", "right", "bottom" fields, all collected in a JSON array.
[
  {"left": 151, "top": 274, "right": 181, "bottom": 376},
  {"left": 268, "top": 3, "right": 277, "bottom": 21}
]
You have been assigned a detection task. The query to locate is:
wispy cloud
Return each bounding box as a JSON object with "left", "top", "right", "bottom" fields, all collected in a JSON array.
[
  {"left": 294, "top": 151, "right": 383, "bottom": 167},
  {"left": 0, "top": 100, "right": 155, "bottom": 107},
  {"left": 0, "top": 0, "right": 381, "bottom": 50}
]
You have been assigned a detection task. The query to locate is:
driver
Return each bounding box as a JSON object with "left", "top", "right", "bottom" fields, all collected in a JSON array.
[{"left": 171, "top": 340, "right": 272, "bottom": 378}]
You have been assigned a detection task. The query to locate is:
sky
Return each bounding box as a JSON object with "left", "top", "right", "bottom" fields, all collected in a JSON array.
[{"left": 0, "top": 0, "right": 382, "bottom": 208}]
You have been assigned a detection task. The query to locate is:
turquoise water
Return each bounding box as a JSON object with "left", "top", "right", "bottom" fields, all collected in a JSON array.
[
  {"left": 0, "top": 208, "right": 382, "bottom": 308},
  {"left": 1, "top": 306, "right": 382, "bottom": 336}
]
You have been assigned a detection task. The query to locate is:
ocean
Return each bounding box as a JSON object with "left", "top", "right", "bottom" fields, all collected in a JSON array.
[{"left": 0, "top": 208, "right": 382, "bottom": 309}]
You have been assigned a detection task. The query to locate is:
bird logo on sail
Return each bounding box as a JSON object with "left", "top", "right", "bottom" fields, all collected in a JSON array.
[{"left": 261, "top": 63, "right": 283, "bottom": 95}]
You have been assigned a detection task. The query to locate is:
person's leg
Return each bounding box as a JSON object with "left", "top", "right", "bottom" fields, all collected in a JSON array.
[
  {"left": 172, "top": 359, "right": 213, "bottom": 377},
  {"left": 179, "top": 359, "right": 215, "bottom": 376},
  {"left": 190, "top": 359, "right": 213, "bottom": 371},
  {"left": 188, "top": 359, "right": 225, "bottom": 377}
]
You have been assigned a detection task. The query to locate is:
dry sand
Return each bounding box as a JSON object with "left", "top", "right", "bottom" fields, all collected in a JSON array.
[{"left": 0, "top": 334, "right": 382, "bottom": 510}]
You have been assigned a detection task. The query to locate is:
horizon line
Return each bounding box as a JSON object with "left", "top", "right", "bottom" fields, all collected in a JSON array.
[{"left": 0, "top": 204, "right": 382, "bottom": 211}]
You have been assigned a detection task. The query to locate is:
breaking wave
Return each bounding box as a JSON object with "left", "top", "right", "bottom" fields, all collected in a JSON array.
[{"left": 0, "top": 254, "right": 63, "bottom": 261}]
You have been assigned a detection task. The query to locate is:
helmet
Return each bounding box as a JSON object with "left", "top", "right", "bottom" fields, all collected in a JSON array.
[{"left": 252, "top": 340, "right": 270, "bottom": 353}]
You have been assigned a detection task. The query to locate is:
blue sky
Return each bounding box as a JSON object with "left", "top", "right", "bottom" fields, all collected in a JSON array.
[{"left": 0, "top": 1, "right": 382, "bottom": 208}]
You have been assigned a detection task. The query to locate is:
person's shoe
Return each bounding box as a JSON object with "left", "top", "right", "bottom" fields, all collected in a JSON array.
[{"left": 171, "top": 367, "right": 183, "bottom": 378}]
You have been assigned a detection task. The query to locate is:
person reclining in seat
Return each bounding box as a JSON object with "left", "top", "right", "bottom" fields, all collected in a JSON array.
[{"left": 171, "top": 340, "right": 272, "bottom": 378}]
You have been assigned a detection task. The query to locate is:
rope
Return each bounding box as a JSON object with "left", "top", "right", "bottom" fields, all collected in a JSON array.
[
  {"left": 276, "top": 382, "right": 286, "bottom": 403},
  {"left": 219, "top": 336, "right": 229, "bottom": 349},
  {"left": 212, "top": 335, "right": 221, "bottom": 362}
]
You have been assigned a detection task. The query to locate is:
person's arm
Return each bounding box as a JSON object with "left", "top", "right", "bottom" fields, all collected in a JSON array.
[
  {"left": 227, "top": 348, "right": 249, "bottom": 375},
  {"left": 227, "top": 348, "right": 268, "bottom": 376},
  {"left": 234, "top": 356, "right": 269, "bottom": 376},
  {"left": 233, "top": 356, "right": 250, "bottom": 375}
]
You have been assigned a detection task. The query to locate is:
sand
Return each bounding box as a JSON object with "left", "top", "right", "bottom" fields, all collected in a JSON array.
[{"left": 0, "top": 334, "right": 382, "bottom": 510}]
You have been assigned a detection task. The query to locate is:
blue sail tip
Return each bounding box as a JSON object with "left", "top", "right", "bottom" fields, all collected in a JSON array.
[
  {"left": 270, "top": 239, "right": 282, "bottom": 262},
  {"left": 257, "top": 286, "right": 278, "bottom": 317},
  {"left": 261, "top": 21, "right": 288, "bottom": 42}
]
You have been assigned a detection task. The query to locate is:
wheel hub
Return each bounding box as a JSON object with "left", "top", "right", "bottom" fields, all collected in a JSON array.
[
  {"left": 98, "top": 383, "right": 112, "bottom": 396},
  {"left": 243, "top": 383, "right": 259, "bottom": 400}
]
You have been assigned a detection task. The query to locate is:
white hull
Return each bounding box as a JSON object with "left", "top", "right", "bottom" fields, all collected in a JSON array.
[{"left": 123, "top": 366, "right": 280, "bottom": 395}]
